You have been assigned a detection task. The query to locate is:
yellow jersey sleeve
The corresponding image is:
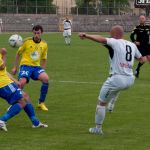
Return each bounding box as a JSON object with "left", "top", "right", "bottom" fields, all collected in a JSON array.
[
  {"left": 0, "top": 54, "right": 3, "bottom": 66},
  {"left": 17, "top": 37, "right": 32, "bottom": 55},
  {"left": 41, "top": 42, "right": 48, "bottom": 60},
  {"left": 0, "top": 54, "right": 13, "bottom": 88}
]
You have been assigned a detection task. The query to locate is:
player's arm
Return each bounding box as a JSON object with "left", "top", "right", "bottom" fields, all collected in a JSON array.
[
  {"left": 11, "top": 53, "right": 21, "bottom": 75},
  {"left": 0, "top": 48, "right": 7, "bottom": 70},
  {"left": 41, "top": 44, "right": 48, "bottom": 69},
  {"left": 137, "top": 56, "right": 146, "bottom": 64},
  {"left": 41, "top": 59, "right": 47, "bottom": 69},
  {"left": 130, "top": 27, "right": 140, "bottom": 45},
  {"left": 130, "top": 28, "right": 136, "bottom": 42},
  {"left": 11, "top": 41, "right": 26, "bottom": 75},
  {"left": 7, "top": 72, "right": 21, "bottom": 87},
  {"left": 79, "top": 33, "right": 107, "bottom": 44}
]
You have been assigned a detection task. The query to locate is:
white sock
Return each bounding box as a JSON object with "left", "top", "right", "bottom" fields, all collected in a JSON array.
[
  {"left": 68, "top": 37, "right": 71, "bottom": 44},
  {"left": 95, "top": 105, "right": 105, "bottom": 128},
  {"left": 109, "top": 97, "right": 117, "bottom": 105},
  {"left": 109, "top": 93, "right": 119, "bottom": 105},
  {"left": 65, "top": 37, "right": 68, "bottom": 44}
]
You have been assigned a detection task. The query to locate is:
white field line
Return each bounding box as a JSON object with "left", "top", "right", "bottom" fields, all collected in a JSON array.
[
  {"left": 50, "top": 80, "right": 150, "bottom": 87},
  {"left": 50, "top": 80, "right": 101, "bottom": 85}
]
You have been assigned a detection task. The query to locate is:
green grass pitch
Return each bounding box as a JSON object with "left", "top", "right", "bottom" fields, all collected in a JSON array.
[{"left": 0, "top": 32, "right": 150, "bottom": 150}]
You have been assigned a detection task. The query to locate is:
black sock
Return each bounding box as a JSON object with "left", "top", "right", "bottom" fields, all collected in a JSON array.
[{"left": 136, "top": 62, "right": 144, "bottom": 71}]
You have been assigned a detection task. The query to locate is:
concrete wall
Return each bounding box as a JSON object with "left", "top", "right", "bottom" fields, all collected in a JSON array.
[{"left": 0, "top": 14, "right": 143, "bottom": 32}]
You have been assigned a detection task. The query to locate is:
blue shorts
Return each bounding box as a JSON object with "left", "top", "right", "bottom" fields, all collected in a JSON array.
[
  {"left": 18, "top": 65, "right": 45, "bottom": 82},
  {"left": 0, "top": 82, "right": 23, "bottom": 105}
]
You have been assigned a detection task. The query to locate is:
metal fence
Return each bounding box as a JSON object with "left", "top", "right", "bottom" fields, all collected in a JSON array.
[
  {"left": 0, "top": 4, "right": 133, "bottom": 16},
  {"left": 0, "top": 5, "right": 57, "bottom": 14}
]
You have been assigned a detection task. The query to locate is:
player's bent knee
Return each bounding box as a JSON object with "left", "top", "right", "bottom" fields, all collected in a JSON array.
[
  {"left": 23, "top": 92, "right": 30, "bottom": 102},
  {"left": 17, "top": 98, "right": 27, "bottom": 108},
  {"left": 39, "top": 73, "right": 49, "bottom": 83},
  {"left": 19, "top": 78, "right": 27, "bottom": 89},
  {"left": 99, "top": 101, "right": 107, "bottom": 106}
]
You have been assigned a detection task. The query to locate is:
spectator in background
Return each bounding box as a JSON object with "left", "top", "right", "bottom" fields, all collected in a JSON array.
[
  {"left": 63, "top": 17, "right": 72, "bottom": 45},
  {"left": 130, "top": 15, "right": 150, "bottom": 78},
  {"left": 0, "top": 18, "right": 3, "bottom": 33}
]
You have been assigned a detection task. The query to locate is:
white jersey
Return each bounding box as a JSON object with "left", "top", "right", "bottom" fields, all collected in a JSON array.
[
  {"left": 106, "top": 38, "right": 142, "bottom": 76},
  {"left": 63, "top": 19, "right": 72, "bottom": 30}
]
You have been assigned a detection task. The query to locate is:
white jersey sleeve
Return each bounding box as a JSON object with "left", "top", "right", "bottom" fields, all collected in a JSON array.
[{"left": 105, "top": 38, "right": 142, "bottom": 76}]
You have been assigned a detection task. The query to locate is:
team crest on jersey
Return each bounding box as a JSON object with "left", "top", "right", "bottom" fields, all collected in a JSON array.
[{"left": 30, "top": 51, "right": 39, "bottom": 60}]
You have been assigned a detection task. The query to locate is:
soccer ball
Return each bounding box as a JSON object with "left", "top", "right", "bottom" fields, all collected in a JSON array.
[{"left": 8, "top": 34, "right": 23, "bottom": 48}]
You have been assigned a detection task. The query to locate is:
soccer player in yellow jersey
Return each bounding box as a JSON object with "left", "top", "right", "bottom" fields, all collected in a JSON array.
[
  {"left": 0, "top": 48, "right": 48, "bottom": 132},
  {"left": 11, "top": 25, "right": 49, "bottom": 111}
]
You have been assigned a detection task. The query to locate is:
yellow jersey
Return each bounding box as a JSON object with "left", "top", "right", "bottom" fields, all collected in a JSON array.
[
  {"left": 17, "top": 37, "right": 48, "bottom": 66},
  {"left": 0, "top": 54, "right": 13, "bottom": 88}
]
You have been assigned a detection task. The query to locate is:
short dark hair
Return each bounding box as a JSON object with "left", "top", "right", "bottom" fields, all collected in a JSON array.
[{"left": 32, "top": 25, "right": 43, "bottom": 32}]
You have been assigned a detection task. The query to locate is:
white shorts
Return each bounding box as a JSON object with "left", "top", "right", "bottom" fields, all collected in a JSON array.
[
  {"left": 63, "top": 29, "right": 71, "bottom": 37},
  {"left": 98, "top": 74, "right": 135, "bottom": 103}
]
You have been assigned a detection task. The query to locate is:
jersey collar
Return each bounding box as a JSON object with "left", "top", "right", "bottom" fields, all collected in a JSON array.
[{"left": 32, "top": 37, "right": 41, "bottom": 43}]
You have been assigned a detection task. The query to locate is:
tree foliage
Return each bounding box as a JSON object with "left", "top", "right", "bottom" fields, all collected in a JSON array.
[
  {"left": 75, "top": 0, "right": 129, "bottom": 7},
  {"left": 74, "top": 0, "right": 129, "bottom": 15},
  {"left": 0, "top": 0, "right": 56, "bottom": 14}
]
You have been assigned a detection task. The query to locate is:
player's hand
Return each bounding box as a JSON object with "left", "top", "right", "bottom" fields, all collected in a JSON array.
[
  {"left": 16, "top": 81, "right": 21, "bottom": 88},
  {"left": 0, "top": 48, "right": 7, "bottom": 55},
  {"left": 0, "top": 63, "right": 5, "bottom": 70},
  {"left": 11, "top": 67, "right": 17, "bottom": 75},
  {"left": 79, "top": 33, "right": 87, "bottom": 39},
  {"left": 0, "top": 48, "right": 7, "bottom": 70},
  {"left": 12, "top": 79, "right": 21, "bottom": 88}
]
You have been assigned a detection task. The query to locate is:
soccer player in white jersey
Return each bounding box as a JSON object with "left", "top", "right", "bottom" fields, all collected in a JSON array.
[
  {"left": 63, "top": 17, "right": 72, "bottom": 45},
  {"left": 79, "top": 25, "right": 145, "bottom": 135}
]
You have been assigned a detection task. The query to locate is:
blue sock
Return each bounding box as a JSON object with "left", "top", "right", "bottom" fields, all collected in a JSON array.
[
  {"left": 39, "top": 83, "right": 49, "bottom": 103},
  {"left": 0, "top": 103, "right": 22, "bottom": 122},
  {"left": 24, "top": 102, "right": 39, "bottom": 126}
]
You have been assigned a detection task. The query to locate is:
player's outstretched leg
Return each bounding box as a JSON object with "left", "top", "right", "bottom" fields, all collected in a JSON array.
[
  {"left": 107, "top": 102, "right": 115, "bottom": 113},
  {"left": 0, "top": 100, "right": 48, "bottom": 131},
  {"left": 0, "top": 120, "right": 7, "bottom": 132},
  {"left": 0, "top": 103, "right": 23, "bottom": 132},
  {"left": 38, "top": 82, "right": 49, "bottom": 111},
  {"left": 24, "top": 101, "right": 48, "bottom": 128},
  {"left": 89, "top": 105, "right": 105, "bottom": 135},
  {"left": 37, "top": 72, "right": 49, "bottom": 111},
  {"left": 107, "top": 96, "right": 118, "bottom": 113}
]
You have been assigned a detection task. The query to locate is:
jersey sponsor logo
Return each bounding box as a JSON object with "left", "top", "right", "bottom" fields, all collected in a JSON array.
[
  {"left": 120, "top": 62, "right": 132, "bottom": 69},
  {"left": 30, "top": 51, "right": 39, "bottom": 60}
]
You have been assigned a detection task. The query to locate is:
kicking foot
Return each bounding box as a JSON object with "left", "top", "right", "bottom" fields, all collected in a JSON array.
[
  {"left": 0, "top": 120, "right": 7, "bottom": 132},
  {"left": 89, "top": 127, "right": 103, "bottom": 135},
  {"left": 38, "top": 103, "right": 48, "bottom": 111},
  {"left": 32, "top": 122, "right": 48, "bottom": 128},
  {"left": 107, "top": 102, "right": 114, "bottom": 113},
  {"left": 134, "top": 69, "right": 139, "bottom": 78}
]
